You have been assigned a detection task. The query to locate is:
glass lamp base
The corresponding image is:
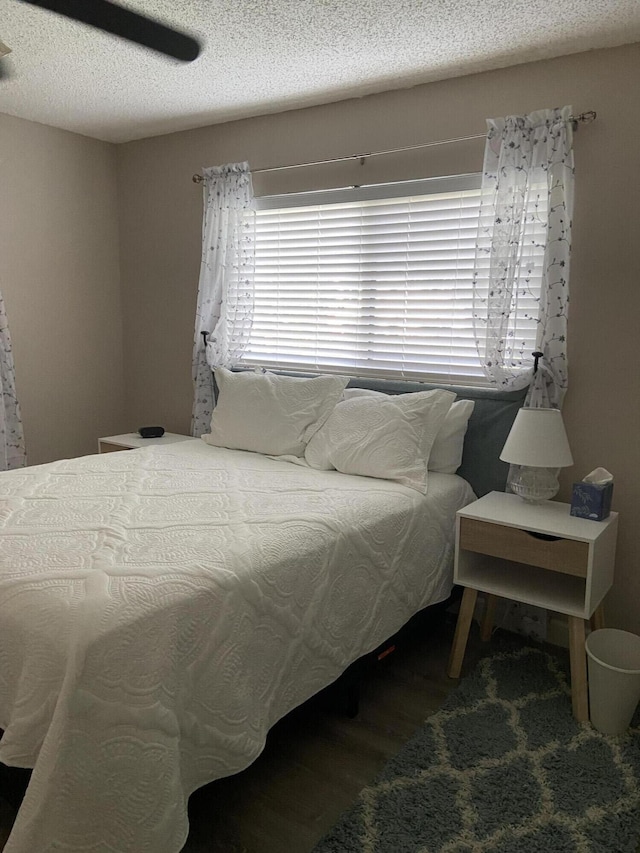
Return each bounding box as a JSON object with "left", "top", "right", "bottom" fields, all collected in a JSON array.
[{"left": 508, "top": 466, "right": 560, "bottom": 503}]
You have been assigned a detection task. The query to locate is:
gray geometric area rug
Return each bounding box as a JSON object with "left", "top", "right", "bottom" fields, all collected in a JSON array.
[{"left": 312, "top": 640, "right": 640, "bottom": 853}]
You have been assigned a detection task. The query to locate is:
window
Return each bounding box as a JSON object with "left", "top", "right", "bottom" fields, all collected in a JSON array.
[{"left": 240, "top": 174, "right": 545, "bottom": 385}]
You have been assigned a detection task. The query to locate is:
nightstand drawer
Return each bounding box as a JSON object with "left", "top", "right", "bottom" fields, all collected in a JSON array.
[{"left": 459, "top": 517, "right": 589, "bottom": 578}]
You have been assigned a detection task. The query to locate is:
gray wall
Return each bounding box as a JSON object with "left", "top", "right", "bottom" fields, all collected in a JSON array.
[{"left": 1, "top": 113, "right": 126, "bottom": 463}]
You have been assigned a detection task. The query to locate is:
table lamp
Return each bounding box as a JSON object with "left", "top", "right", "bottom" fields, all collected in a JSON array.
[{"left": 500, "top": 408, "right": 573, "bottom": 502}]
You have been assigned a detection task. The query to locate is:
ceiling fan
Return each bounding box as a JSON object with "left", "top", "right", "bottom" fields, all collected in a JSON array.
[{"left": 1, "top": 0, "right": 201, "bottom": 79}]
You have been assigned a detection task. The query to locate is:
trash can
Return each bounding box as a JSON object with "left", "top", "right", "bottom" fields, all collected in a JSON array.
[{"left": 585, "top": 628, "right": 640, "bottom": 735}]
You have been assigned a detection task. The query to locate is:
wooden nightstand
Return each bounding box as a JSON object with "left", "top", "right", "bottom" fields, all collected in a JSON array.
[
  {"left": 98, "top": 432, "right": 197, "bottom": 453},
  {"left": 447, "top": 491, "right": 618, "bottom": 722}
]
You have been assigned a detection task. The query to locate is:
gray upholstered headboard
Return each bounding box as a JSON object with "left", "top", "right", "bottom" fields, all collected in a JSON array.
[
  {"left": 345, "top": 377, "right": 526, "bottom": 498},
  {"left": 237, "top": 369, "right": 526, "bottom": 498}
]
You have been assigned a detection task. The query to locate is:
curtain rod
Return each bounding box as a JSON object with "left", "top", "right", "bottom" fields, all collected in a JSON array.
[{"left": 191, "top": 110, "right": 596, "bottom": 184}]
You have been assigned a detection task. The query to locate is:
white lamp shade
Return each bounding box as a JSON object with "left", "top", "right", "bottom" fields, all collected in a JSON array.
[{"left": 500, "top": 408, "right": 573, "bottom": 468}]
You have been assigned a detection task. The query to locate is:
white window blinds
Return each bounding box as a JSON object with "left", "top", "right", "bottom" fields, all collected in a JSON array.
[{"left": 240, "top": 175, "right": 544, "bottom": 384}]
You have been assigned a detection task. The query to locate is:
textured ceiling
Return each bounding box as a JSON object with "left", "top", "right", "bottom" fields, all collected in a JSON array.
[{"left": 0, "top": 0, "right": 639, "bottom": 143}]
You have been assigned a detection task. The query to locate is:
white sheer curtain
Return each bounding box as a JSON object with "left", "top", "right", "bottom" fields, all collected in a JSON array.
[
  {"left": 0, "top": 290, "right": 26, "bottom": 470},
  {"left": 473, "top": 106, "right": 575, "bottom": 408},
  {"left": 191, "top": 162, "right": 256, "bottom": 437}
]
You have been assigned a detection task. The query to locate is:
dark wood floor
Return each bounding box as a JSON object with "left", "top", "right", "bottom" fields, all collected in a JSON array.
[{"left": 0, "top": 609, "right": 484, "bottom": 853}]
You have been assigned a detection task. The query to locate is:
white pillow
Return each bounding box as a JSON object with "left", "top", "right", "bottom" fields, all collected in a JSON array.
[
  {"left": 342, "top": 388, "right": 475, "bottom": 475},
  {"left": 202, "top": 369, "right": 348, "bottom": 457},
  {"left": 304, "top": 389, "right": 455, "bottom": 493},
  {"left": 428, "top": 399, "right": 475, "bottom": 474},
  {"left": 342, "top": 387, "right": 386, "bottom": 400}
]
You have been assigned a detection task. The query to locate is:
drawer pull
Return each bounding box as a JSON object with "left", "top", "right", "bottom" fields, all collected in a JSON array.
[{"left": 526, "top": 531, "right": 562, "bottom": 542}]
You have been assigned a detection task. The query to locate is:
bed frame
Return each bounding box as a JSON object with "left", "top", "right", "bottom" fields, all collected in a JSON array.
[{"left": 1, "top": 373, "right": 526, "bottom": 844}]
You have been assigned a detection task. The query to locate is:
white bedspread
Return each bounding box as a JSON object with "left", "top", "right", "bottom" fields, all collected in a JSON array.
[{"left": 0, "top": 441, "right": 474, "bottom": 852}]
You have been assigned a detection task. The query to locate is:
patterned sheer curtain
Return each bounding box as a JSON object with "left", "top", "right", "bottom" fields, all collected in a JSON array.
[
  {"left": 472, "top": 106, "right": 575, "bottom": 408},
  {"left": 191, "top": 162, "right": 256, "bottom": 437},
  {"left": 0, "top": 290, "right": 26, "bottom": 470}
]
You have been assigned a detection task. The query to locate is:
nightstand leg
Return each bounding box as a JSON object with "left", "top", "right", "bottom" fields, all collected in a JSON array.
[
  {"left": 480, "top": 594, "right": 497, "bottom": 642},
  {"left": 568, "top": 616, "right": 589, "bottom": 722},
  {"left": 448, "top": 587, "right": 478, "bottom": 678},
  {"left": 590, "top": 604, "right": 606, "bottom": 632}
]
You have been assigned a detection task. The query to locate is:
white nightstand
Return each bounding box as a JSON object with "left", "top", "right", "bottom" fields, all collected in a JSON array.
[
  {"left": 98, "top": 432, "right": 197, "bottom": 453},
  {"left": 447, "top": 491, "right": 618, "bottom": 721}
]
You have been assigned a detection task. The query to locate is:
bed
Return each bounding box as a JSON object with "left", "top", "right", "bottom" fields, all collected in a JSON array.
[{"left": 0, "top": 376, "right": 525, "bottom": 853}]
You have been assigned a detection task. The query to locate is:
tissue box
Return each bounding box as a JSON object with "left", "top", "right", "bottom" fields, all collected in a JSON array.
[{"left": 570, "top": 482, "right": 613, "bottom": 521}]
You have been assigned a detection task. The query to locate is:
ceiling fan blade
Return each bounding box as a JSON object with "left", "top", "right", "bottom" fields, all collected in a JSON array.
[{"left": 17, "top": 0, "right": 201, "bottom": 61}]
